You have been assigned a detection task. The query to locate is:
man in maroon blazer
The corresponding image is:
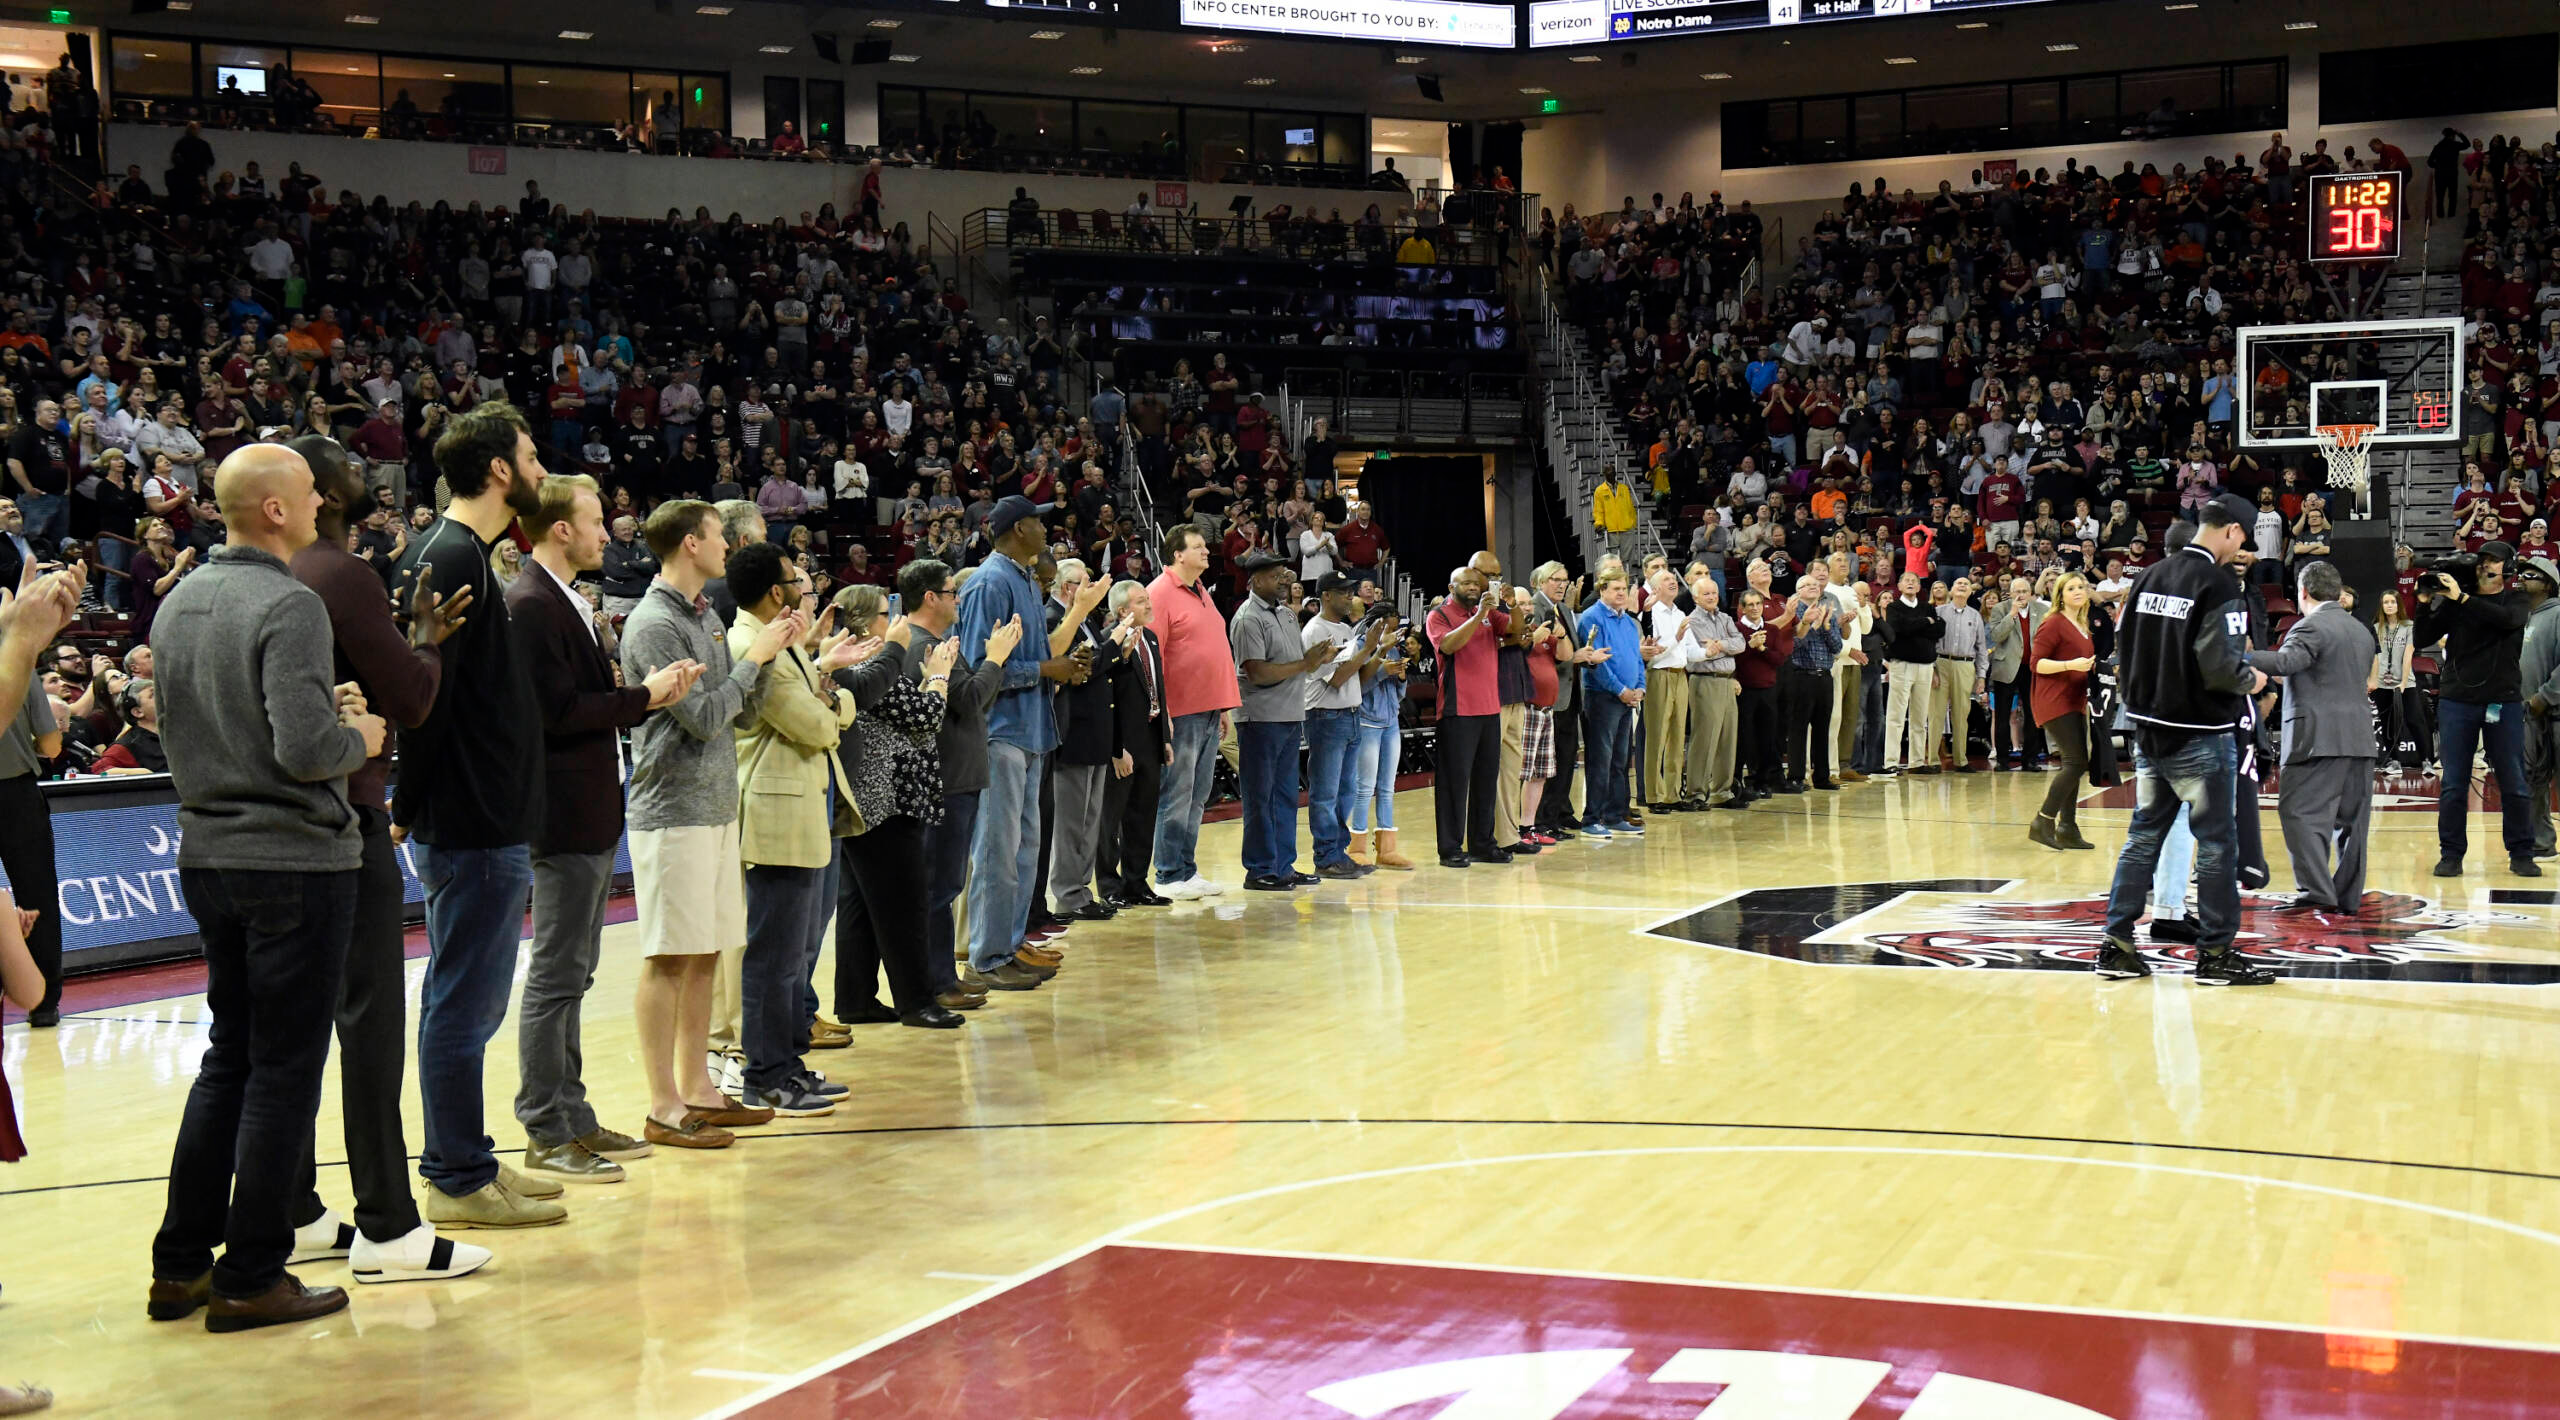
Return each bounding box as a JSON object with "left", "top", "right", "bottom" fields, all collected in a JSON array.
[{"left": 507, "top": 473, "right": 700, "bottom": 1186}]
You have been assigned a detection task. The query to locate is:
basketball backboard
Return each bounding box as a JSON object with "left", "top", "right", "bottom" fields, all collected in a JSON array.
[{"left": 2234, "top": 317, "right": 2463, "bottom": 449}]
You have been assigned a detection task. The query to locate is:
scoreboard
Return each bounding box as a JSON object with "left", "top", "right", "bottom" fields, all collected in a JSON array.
[
  {"left": 1527, "top": 0, "right": 2062, "bottom": 48},
  {"left": 2309, "top": 171, "right": 2402, "bottom": 263}
]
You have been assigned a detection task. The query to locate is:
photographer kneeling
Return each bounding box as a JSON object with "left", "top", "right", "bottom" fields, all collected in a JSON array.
[{"left": 2415, "top": 539, "right": 2541, "bottom": 878}]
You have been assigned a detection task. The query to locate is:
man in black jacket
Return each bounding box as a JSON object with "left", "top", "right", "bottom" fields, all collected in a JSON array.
[
  {"left": 508, "top": 474, "right": 700, "bottom": 1185},
  {"left": 1045, "top": 558, "right": 1121, "bottom": 920},
  {"left": 2416, "top": 538, "right": 2540, "bottom": 877},
  {"left": 1880, "top": 572, "right": 1943, "bottom": 774},
  {"left": 1098, "top": 580, "right": 1172, "bottom": 908},
  {"left": 2098, "top": 499, "right": 2271, "bottom": 985}
]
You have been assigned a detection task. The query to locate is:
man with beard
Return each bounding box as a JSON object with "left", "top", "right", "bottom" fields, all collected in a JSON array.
[{"left": 391, "top": 402, "right": 565, "bottom": 1230}]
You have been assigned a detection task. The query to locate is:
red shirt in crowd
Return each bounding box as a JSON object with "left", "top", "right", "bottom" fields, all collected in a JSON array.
[
  {"left": 1336, "top": 517, "right": 1386, "bottom": 567},
  {"left": 1425, "top": 594, "right": 1511, "bottom": 717},
  {"left": 2029, "top": 612, "right": 2094, "bottom": 726},
  {"left": 1146, "top": 569, "right": 1242, "bottom": 720}
]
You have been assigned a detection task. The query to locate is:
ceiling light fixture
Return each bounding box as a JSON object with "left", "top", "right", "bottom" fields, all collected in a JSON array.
[
  {"left": 2283, "top": 19, "right": 2317, "bottom": 28},
  {"left": 2045, "top": 41, "right": 2078, "bottom": 51},
  {"left": 867, "top": 17, "right": 901, "bottom": 27},
  {"left": 1028, "top": 29, "right": 1065, "bottom": 39},
  {"left": 344, "top": 13, "right": 379, "bottom": 23},
  {"left": 695, "top": 3, "right": 732, "bottom": 12},
  {"left": 1518, "top": 85, "right": 1549, "bottom": 94},
  {"left": 164, "top": 0, "right": 191, "bottom": 8},
  {"left": 1884, "top": 55, "right": 1916, "bottom": 64},
  {"left": 558, "top": 29, "right": 593, "bottom": 39},
  {"left": 1394, "top": 54, "right": 1425, "bottom": 64},
  {"left": 442, "top": 72, "right": 456, "bottom": 77},
  {"left": 888, "top": 53, "right": 921, "bottom": 62},
  {"left": 1209, "top": 41, "right": 1246, "bottom": 53},
  {"left": 1069, "top": 65, "right": 1101, "bottom": 74},
  {"left": 1569, "top": 53, "right": 1600, "bottom": 62},
  {"left": 1954, "top": 19, "right": 1988, "bottom": 26},
  {"left": 759, "top": 43, "right": 793, "bottom": 52},
  {"left": 1244, "top": 76, "right": 1276, "bottom": 85},
  {"left": 1699, "top": 71, "right": 1732, "bottom": 80},
  {"left": 2161, "top": 2, "right": 2197, "bottom": 8}
]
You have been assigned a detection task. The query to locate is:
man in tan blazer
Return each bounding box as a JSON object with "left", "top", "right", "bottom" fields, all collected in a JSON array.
[
  {"left": 1985, "top": 574, "right": 2049, "bottom": 769},
  {"left": 723, "top": 541, "right": 864, "bottom": 1119}
]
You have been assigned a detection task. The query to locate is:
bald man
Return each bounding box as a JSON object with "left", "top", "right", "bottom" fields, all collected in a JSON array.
[{"left": 150, "top": 444, "right": 393, "bottom": 1332}]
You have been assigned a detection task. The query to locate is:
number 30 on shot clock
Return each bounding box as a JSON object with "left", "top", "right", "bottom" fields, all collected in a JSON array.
[{"left": 2311, "top": 171, "right": 2400, "bottom": 261}]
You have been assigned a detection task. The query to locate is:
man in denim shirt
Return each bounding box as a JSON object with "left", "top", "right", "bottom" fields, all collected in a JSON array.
[{"left": 956, "top": 496, "right": 1068, "bottom": 987}]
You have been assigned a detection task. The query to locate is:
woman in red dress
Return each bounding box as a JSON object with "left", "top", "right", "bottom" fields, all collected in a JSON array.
[{"left": 2029, "top": 571, "right": 2100, "bottom": 851}]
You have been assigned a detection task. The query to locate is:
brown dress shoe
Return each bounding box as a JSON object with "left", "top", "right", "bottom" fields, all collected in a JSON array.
[
  {"left": 147, "top": 1271, "right": 212, "bottom": 1322},
  {"left": 936, "top": 987, "right": 990, "bottom": 1011},
  {"left": 205, "top": 1273, "right": 349, "bottom": 1333},
  {"left": 690, "top": 1097, "right": 776, "bottom": 1128},
  {"left": 1837, "top": 770, "right": 1867, "bottom": 783},
  {"left": 644, "top": 1113, "right": 737, "bottom": 1150},
  {"left": 1012, "top": 949, "right": 1060, "bottom": 979},
  {"left": 809, "top": 1023, "right": 853, "bottom": 1050}
]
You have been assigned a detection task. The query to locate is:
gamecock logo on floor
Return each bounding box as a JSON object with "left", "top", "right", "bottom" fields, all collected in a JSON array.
[{"left": 1642, "top": 878, "right": 2556, "bottom": 985}]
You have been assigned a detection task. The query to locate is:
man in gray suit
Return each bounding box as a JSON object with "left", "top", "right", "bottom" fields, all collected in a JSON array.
[
  {"left": 2253, "top": 561, "right": 2380, "bottom": 911},
  {"left": 1985, "top": 575, "right": 2048, "bottom": 770}
]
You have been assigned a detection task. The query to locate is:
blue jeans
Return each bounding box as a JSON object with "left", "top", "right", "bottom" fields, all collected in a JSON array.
[
  {"left": 1350, "top": 721, "right": 1401, "bottom": 832},
  {"left": 1304, "top": 707, "right": 1359, "bottom": 866},
  {"left": 2105, "top": 734, "right": 2239, "bottom": 950},
  {"left": 921, "top": 789, "right": 976, "bottom": 994},
  {"left": 966, "top": 741, "right": 1045, "bottom": 971},
  {"left": 801, "top": 850, "right": 837, "bottom": 1039},
  {"left": 1855, "top": 667, "right": 1889, "bottom": 772},
  {"left": 2435, "top": 698, "right": 2534, "bottom": 861},
  {"left": 1583, "top": 693, "right": 1634, "bottom": 826},
  {"left": 413, "top": 841, "right": 532, "bottom": 1198},
  {"left": 100, "top": 533, "right": 132, "bottom": 612},
  {"left": 19, "top": 492, "right": 64, "bottom": 546},
  {"left": 1152, "top": 710, "right": 1222, "bottom": 885},
  {"left": 742, "top": 863, "right": 825, "bottom": 1093},
  {"left": 1237, "top": 719, "right": 1303, "bottom": 879}
]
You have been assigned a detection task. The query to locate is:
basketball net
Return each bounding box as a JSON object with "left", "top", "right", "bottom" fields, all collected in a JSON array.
[{"left": 2314, "top": 423, "right": 2375, "bottom": 499}]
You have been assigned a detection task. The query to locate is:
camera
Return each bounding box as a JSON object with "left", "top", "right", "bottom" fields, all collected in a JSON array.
[{"left": 2426, "top": 553, "right": 2479, "bottom": 596}]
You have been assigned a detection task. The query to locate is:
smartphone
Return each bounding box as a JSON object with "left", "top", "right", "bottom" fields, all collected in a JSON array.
[{"left": 888, "top": 592, "right": 902, "bottom": 616}]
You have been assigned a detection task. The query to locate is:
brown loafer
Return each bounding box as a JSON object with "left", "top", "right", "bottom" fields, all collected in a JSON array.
[
  {"left": 205, "top": 1273, "right": 349, "bottom": 1333},
  {"left": 808, "top": 1024, "right": 853, "bottom": 1050},
  {"left": 147, "top": 1270, "right": 213, "bottom": 1322},
  {"left": 1837, "top": 770, "right": 1867, "bottom": 783},
  {"left": 689, "top": 1097, "right": 775, "bottom": 1128},
  {"left": 644, "top": 1113, "right": 737, "bottom": 1149},
  {"left": 1016, "top": 943, "right": 1062, "bottom": 968},
  {"left": 936, "top": 987, "right": 989, "bottom": 1011}
]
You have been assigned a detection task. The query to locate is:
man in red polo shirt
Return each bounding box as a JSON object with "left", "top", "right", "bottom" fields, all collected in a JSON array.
[
  {"left": 1336, "top": 501, "right": 1388, "bottom": 572},
  {"left": 1146, "top": 524, "right": 1243, "bottom": 899},
  {"left": 1425, "top": 563, "right": 1513, "bottom": 867}
]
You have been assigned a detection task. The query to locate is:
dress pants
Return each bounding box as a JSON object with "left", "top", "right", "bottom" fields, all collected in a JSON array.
[
  {"left": 1884, "top": 661, "right": 1936, "bottom": 768},
  {"left": 834, "top": 817, "right": 937, "bottom": 1015},
  {"left": 155, "top": 867, "right": 356, "bottom": 1299},
  {"left": 2528, "top": 706, "right": 2559, "bottom": 856},
  {"left": 1737, "top": 684, "right": 1781, "bottom": 790},
  {"left": 1991, "top": 674, "right": 2044, "bottom": 763},
  {"left": 1236, "top": 719, "right": 1303, "bottom": 879},
  {"left": 1435, "top": 712, "right": 1503, "bottom": 854},
  {"left": 293, "top": 810, "right": 423, "bottom": 1245},
  {"left": 1098, "top": 746, "right": 1165, "bottom": 900},
  {"left": 514, "top": 848, "right": 615, "bottom": 1149},
  {"left": 0, "top": 775, "right": 61, "bottom": 1015},
  {"left": 1831, "top": 661, "right": 1862, "bottom": 769},
  {"left": 920, "top": 790, "right": 977, "bottom": 993},
  {"left": 1684, "top": 674, "right": 1737, "bottom": 800},
  {"left": 1047, "top": 761, "right": 1110, "bottom": 912},
  {"left": 740, "top": 863, "right": 825, "bottom": 1095},
  {"left": 1780, "top": 665, "right": 1834, "bottom": 785},
  {"left": 1540, "top": 701, "right": 1583, "bottom": 830},
  {"left": 2276, "top": 755, "right": 2374, "bottom": 908},
  {"left": 1494, "top": 703, "right": 1528, "bottom": 844},
  {"left": 1932, "top": 659, "right": 1978, "bottom": 765},
  {"left": 1643, "top": 669, "right": 1689, "bottom": 803}
]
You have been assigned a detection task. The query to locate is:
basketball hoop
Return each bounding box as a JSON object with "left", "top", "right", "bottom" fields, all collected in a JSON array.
[{"left": 2314, "top": 423, "right": 2375, "bottom": 498}]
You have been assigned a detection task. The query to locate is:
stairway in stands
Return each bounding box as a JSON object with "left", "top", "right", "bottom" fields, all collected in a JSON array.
[
  {"left": 2371, "top": 248, "right": 2464, "bottom": 554},
  {"left": 1523, "top": 268, "right": 1666, "bottom": 570}
]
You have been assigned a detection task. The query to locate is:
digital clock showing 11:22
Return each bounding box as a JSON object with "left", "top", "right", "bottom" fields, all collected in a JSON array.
[{"left": 2310, "top": 171, "right": 2400, "bottom": 262}]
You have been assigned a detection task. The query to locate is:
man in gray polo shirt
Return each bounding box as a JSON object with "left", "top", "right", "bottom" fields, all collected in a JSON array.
[
  {"left": 1301, "top": 572, "right": 1391, "bottom": 879},
  {"left": 1933, "top": 576, "right": 1990, "bottom": 771},
  {"left": 1230, "top": 548, "right": 1331, "bottom": 891}
]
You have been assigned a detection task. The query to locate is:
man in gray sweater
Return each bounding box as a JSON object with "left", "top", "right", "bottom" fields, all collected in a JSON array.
[
  {"left": 617, "top": 498, "right": 796, "bottom": 1149},
  {"left": 148, "top": 444, "right": 388, "bottom": 1334}
]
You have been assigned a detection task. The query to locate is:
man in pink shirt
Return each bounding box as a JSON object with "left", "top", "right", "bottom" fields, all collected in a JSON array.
[
  {"left": 1146, "top": 524, "right": 1243, "bottom": 898},
  {"left": 1426, "top": 563, "right": 1514, "bottom": 866}
]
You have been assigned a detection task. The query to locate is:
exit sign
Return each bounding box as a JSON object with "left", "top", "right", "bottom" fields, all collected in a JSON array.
[
  {"left": 48, "top": 8, "right": 70, "bottom": 22},
  {"left": 1541, "top": 97, "right": 1559, "bottom": 113}
]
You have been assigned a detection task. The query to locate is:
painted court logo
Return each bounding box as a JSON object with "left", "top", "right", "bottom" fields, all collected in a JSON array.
[{"left": 1643, "top": 878, "right": 2555, "bottom": 984}]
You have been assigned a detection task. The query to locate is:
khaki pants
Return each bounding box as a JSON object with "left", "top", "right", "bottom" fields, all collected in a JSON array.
[
  {"left": 1884, "top": 660, "right": 1936, "bottom": 769},
  {"left": 1495, "top": 702, "right": 1527, "bottom": 845},
  {"left": 1644, "top": 668, "right": 1690, "bottom": 804},
  {"left": 705, "top": 943, "right": 745, "bottom": 1054},
  {"left": 1931, "top": 658, "right": 1977, "bottom": 766},
  {"left": 1685, "top": 673, "right": 1738, "bottom": 799},
  {"left": 1832, "top": 660, "right": 1862, "bottom": 766}
]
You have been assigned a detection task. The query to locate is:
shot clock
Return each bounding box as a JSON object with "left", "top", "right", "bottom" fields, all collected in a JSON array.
[{"left": 2310, "top": 171, "right": 2401, "bottom": 262}]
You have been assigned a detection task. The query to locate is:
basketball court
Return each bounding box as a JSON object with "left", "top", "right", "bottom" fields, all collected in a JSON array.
[{"left": 8, "top": 773, "right": 2559, "bottom": 1418}]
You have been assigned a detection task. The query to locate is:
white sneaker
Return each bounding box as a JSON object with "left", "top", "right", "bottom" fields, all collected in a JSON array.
[
  {"left": 350, "top": 1224, "right": 493, "bottom": 1285},
  {"left": 705, "top": 1049, "right": 744, "bottom": 1097},
  {"left": 1193, "top": 877, "right": 1233, "bottom": 896},
  {"left": 1158, "top": 878, "right": 1207, "bottom": 901},
  {"left": 289, "top": 1207, "right": 356, "bottom": 1264}
]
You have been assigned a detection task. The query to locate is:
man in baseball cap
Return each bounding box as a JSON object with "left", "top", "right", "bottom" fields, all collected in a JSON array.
[{"left": 2415, "top": 535, "right": 2541, "bottom": 877}]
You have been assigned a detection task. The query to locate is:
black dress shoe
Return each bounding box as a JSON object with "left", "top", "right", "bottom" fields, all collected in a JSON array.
[
  {"left": 1472, "top": 846, "right": 1515, "bottom": 864},
  {"left": 1287, "top": 871, "right": 1321, "bottom": 886},
  {"left": 26, "top": 1005, "right": 57, "bottom": 1028},
  {"left": 838, "top": 1000, "right": 900, "bottom": 1025},
  {"left": 1245, "top": 874, "right": 1295, "bottom": 891},
  {"left": 1812, "top": 781, "right": 1838, "bottom": 791},
  {"left": 1072, "top": 901, "right": 1117, "bottom": 921},
  {"left": 1778, "top": 781, "right": 1808, "bottom": 794},
  {"left": 1508, "top": 838, "right": 1544, "bottom": 855},
  {"left": 899, "top": 1005, "right": 966, "bottom": 1029},
  {"left": 1438, "top": 854, "right": 1473, "bottom": 868},
  {"left": 1125, "top": 890, "right": 1173, "bottom": 906}
]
